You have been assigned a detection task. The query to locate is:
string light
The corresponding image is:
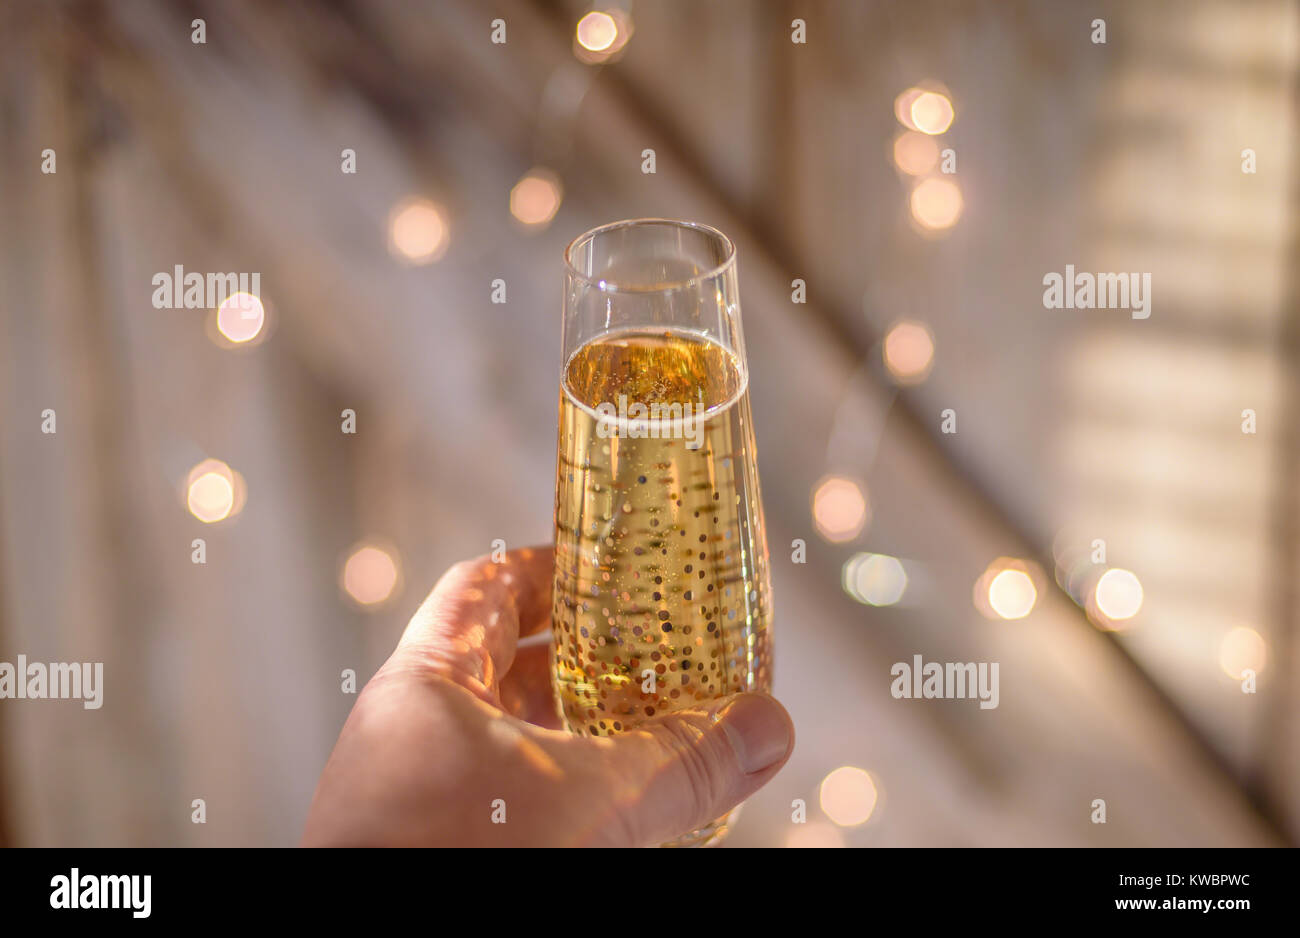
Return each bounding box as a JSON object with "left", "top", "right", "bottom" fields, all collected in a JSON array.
[
  {"left": 812, "top": 476, "right": 870, "bottom": 543},
  {"left": 894, "top": 84, "right": 958, "bottom": 238},
  {"left": 894, "top": 88, "right": 926, "bottom": 130},
  {"left": 989, "top": 569, "right": 1036, "bottom": 618},
  {"left": 894, "top": 85, "right": 954, "bottom": 134},
  {"left": 185, "top": 458, "right": 244, "bottom": 524},
  {"left": 975, "top": 558, "right": 1039, "bottom": 620},
  {"left": 576, "top": 11, "right": 618, "bottom": 52},
  {"left": 819, "top": 766, "right": 879, "bottom": 827},
  {"left": 910, "top": 91, "right": 955, "bottom": 134},
  {"left": 388, "top": 197, "right": 449, "bottom": 264},
  {"left": 215, "top": 291, "right": 266, "bottom": 344},
  {"left": 786, "top": 821, "right": 846, "bottom": 848},
  {"left": 893, "top": 131, "right": 940, "bottom": 175},
  {"left": 574, "top": 10, "right": 632, "bottom": 63},
  {"left": 910, "top": 178, "right": 963, "bottom": 230},
  {"left": 1093, "top": 568, "right": 1144, "bottom": 623},
  {"left": 1218, "top": 626, "right": 1266, "bottom": 679},
  {"left": 510, "top": 169, "right": 563, "bottom": 228},
  {"left": 843, "top": 553, "right": 908, "bottom": 606},
  {"left": 882, "top": 320, "right": 935, "bottom": 384},
  {"left": 342, "top": 542, "right": 401, "bottom": 607}
]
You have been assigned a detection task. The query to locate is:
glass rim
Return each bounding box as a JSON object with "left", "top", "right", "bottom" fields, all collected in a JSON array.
[{"left": 563, "top": 217, "right": 737, "bottom": 294}]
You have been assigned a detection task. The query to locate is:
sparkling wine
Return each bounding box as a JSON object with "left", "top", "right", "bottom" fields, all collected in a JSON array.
[{"left": 551, "top": 328, "right": 773, "bottom": 738}]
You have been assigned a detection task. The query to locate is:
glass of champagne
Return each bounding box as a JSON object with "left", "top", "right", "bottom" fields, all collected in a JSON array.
[{"left": 551, "top": 218, "right": 774, "bottom": 847}]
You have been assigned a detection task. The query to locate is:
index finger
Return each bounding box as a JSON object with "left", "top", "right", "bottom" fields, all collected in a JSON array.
[{"left": 386, "top": 545, "right": 554, "bottom": 702}]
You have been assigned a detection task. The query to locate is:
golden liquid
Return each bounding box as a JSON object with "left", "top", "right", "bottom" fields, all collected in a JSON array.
[{"left": 551, "top": 329, "right": 773, "bottom": 740}]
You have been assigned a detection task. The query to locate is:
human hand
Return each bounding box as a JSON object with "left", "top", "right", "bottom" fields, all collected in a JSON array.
[{"left": 302, "top": 546, "right": 794, "bottom": 847}]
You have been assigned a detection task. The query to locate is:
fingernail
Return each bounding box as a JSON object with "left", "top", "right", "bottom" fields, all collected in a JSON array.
[{"left": 713, "top": 694, "right": 792, "bottom": 774}]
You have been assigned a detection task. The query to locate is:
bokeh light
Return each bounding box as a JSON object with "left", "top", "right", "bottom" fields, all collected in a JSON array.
[
  {"left": 510, "top": 169, "right": 563, "bottom": 228},
  {"left": 1094, "top": 568, "right": 1144, "bottom": 622},
  {"left": 185, "top": 458, "right": 240, "bottom": 524},
  {"left": 785, "top": 821, "right": 847, "bottom": 848},
  {"left": 1218, "top": 626, "right": 1267, "bottom": 679},
  {"left": 883, "top": 319, "right": 935, "bottom": 384},
  {"left": 812, "top": 476, "right": 870, "bottom": 543},
  {"left": 893, "top": 87, "right": 925, "bottom": 130},
  {"left": 388, "top": 197, "right": 449, "bottom": 264},
  {"left": 819, "top": 766, "right": 879, "bottom": 827},
  {"left": 576, "top": 11, "right": 618, "bottom": 52},
  {"left": 975, "top": 559, "right": 1039, "bottom": 620},
  {"left": 989, "top": 569, "right": 1036, "bottom": 619},
  {"left": 342, "top": 543, "right": 401, "bottom": 607},
  {"left": 910, "top": 178, "right": 963, "bottom": 230},
  {"left": 574, "top": 9, "right": 631, "bottom": 62},
  {"left": 843, "top": 552, "right": 908, "bottom": 606},
  {"left": 216, "top": 291, "right": 265, "bottom": 344},
  {"left": 910, "top": 91, "right": 955, "bottom": 134},
  {"left": 893, "top": 131, "right": 940, "bottom": 175},
  {"left": 229, "top": 471, "right": 247, "bottom": 516}
]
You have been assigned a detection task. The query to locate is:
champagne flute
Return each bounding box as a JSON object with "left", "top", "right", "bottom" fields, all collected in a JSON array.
[{"left": 551, "top": 218, "right": 774, "bottom": 847}]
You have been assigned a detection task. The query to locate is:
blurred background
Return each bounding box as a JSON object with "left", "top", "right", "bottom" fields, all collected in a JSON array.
[{"left": 0, "top": 0, "right": 1297, "bottom": 847}]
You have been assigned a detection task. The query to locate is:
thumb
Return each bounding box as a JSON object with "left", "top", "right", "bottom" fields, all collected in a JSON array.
[{"left": 577, "top": 693, "right": 795, "bottom": 847}]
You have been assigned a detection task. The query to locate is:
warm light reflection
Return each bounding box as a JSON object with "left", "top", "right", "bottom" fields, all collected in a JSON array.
[
  {"left": 975, "top": 559, "right": 1039, "bottom": 620},
  {"left": 1094, "top": 568, "right": 1144, "bottom": 621},
  {"left": 786, "top": 821, "right": 847, "bottom": 848},
  {"left": 910, "top": 91, "right": 955, "bottom": 134},
  {"left": 342, "top": 543, "right": 401, "bottom": 606},
  {"left": 883, "top": 320, "right": 935, "bottom": 384},
  {"left": 576, "top": 11, "right": 618, "bottom": 51},
  {"left": 843, "top": 553, "right": 908, "bottom": 606},
  {"left": 186, "top": 458, "right": 239, "bottom": 524},
  {"left": 812, "top": 476, "right": 869, "bottom": 543},
  {"left": 819, "top": 766, "right": 878, "bottom": 827},
  {"left": 1219, "top": 626, "right": 1266, "bottom": 679},
  {"left": 894, "top": 88, "right": 925, "bottom": 130},
  {"left": 230, "top": 470, "right": 247, "bottom": 516},
  {"left": 510, "top": 169, "right": 563, "bottom": 228},
  {"left": 573, "top": 9, "right": 632, "bottom": 63},
  {"left": 989, "top": 569, "right": 1036, "bottom": 619},
  {"left": 216, "top": 291, "right": 265, "bottom": 344},
  {"left": 910, "top": 178, "right": 963, "bottom": 230},
  {"left": 893, "top": 131, "right": 940, "bottom": 175},
  {"left": 388, "top": 197, "right": 449, "bottom": 264}
]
